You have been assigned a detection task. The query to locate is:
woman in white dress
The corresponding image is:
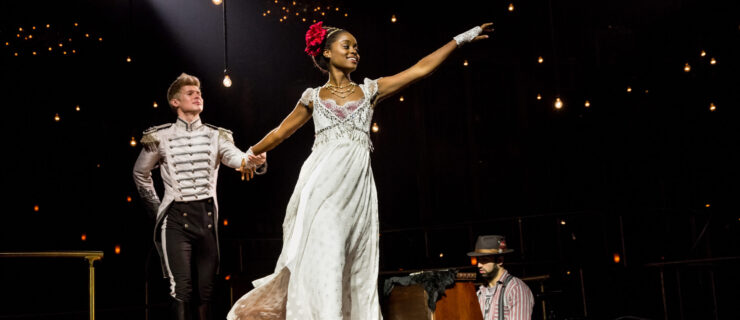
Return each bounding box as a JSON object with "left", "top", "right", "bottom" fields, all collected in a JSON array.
[{"left": 229, "top": 21, "right": 494, "bottom": 320}]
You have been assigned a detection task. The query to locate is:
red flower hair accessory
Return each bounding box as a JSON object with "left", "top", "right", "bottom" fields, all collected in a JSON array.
[{"left": 305, "top": 21, "right": 327, "bottom": 57}]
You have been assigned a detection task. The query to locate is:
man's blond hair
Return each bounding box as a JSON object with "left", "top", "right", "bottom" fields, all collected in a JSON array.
[{"left": 167, "top": 73, "right": 201, "bottom": 109}]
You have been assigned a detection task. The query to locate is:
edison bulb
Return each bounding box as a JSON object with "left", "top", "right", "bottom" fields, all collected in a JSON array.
[
  {"left": 536, "top": 93, "right": 542, "bottom": 100},
  {"left": 126, "top": 56, "right": 132, "bottom": 63},
  {"left": 554, "top": 97, "right": 563, "bottom": 109},
  {"left": 130, "top": 137, "right": 137, "bottom": 147},
  {"left": 463, "top": 60, "right": 469, "bottom": 66},
  {"left": 700, "top": 50, "right": 706, "bottom": 57},
  {"left": 709, "top": 102, "right": 716, "bottom": 111},
  {"left": 710, "top": 58, "right": 717, "bottom": 65},
  {"left": 391, "top": 15, "right": 397, "bottom": 23},
  {"left": 212, "top": 0, "right": 222, "bottom": 5},
  {"left": 508, "top": 2, "right": 514, "bottom": 11},
  {"left": 584, "top": 100, "right": 591, "bottom": 107},
  {"left": 223, "top": 75, "right": 232, "bottom": 87},
  {"left": 153, "top": 102, "right": 158, "bottom": 108},
  {"left": 371, "top": 122, "right": 379, "bottom": 132},
  {"left": 54, "top": 113, "right": 60, "bottom": 121},
  {"left": 538, "top": 56, "right": 544, "bottom": 64},
  {"left": 683, "top": 62, "right": 690, "bottom": 72},
  {"left": 626, "top": 86, "right": 632, "bottom": 93}
]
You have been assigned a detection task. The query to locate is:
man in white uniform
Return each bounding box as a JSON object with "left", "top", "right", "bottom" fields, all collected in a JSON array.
[{"left": 133, "top": 73, "right": 265, "bottom": 320}]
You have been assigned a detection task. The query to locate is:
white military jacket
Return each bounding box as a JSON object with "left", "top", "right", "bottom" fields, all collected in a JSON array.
[{"left": 133, "top": 117, "right": 249, "bottom": 275}]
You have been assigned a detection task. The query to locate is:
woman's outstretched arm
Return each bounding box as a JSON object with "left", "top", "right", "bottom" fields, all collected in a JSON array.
[
  {"left": 250, "top": 102, "right": 313, "bottom": 155},
  {"left": 375, "top": 22, "right": 493, "bottom": 104}
]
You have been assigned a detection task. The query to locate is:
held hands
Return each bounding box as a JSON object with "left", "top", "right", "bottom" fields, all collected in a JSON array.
[{"left": 237, "top": 149, "right": 267, "bottom": 181}]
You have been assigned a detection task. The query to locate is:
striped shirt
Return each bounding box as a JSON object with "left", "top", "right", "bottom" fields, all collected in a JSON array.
[{"left": 476, "top": 270, "right": 535, "bottom": 320}]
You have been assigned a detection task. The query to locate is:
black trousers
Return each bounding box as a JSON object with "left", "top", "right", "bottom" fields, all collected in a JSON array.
[{"left": 161, "top": 198, "right": 218, "bottom": 303}]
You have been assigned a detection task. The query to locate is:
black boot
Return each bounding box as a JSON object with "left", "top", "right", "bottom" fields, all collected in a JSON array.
[
  {"left": 170, "top": 299, "right": 192, "bottom": 320},
  {"left": 197, "top": 303, "right": 211, "bottom": 320}
]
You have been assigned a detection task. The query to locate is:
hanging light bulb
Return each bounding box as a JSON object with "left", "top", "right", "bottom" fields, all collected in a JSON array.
[
  {"left": 538, "top": 56, "right": 544, "bottom": 64},
  {"left": 223, "top": 74, "right": 232, "bottom": 87},
  {"left": 470, "top": 257, "right": 477, "bottom": 265},
  {"left": 710, "top": 57, "right": 717, "bottom": 65},
  {"left": 463, "top": 60, "right": 469, "bottom": 66},
  {"left": 584, "top": 100, "right": 591, "bottom": 107},
  {"left": 126, "top": 196, "right": 132, "bottom": 202},
  {"left": 554, "top": 97, "right": 563, "bottom": 109},
  {"left": 626, "top": 86, "right": 632, "bottom": 93},
  {"left": 536, "top": 93, "right": 542, "bottom": 100},
  {"left": 709, "top": 102, "right": 716, "bottom": 111},
  {"left": 212, "top": 0, "right": 223, "bottom": 5},
  {"left": 613, "top": 253, "right": 621, "bottom": 263},
  {"left": 34, "top": 205, "right": 40, "bottom": 212},
  {"left": 508, "top": 2, "right": 515, "bottom": 11},
  {"left": 130, "top": 137, "right": 137, "bottom": 147},
  {"left": 126, "top": 56, "right": 132, "bottom": 63},
  {"left": 371, "top": 122, "right": 379, "bottom": 132},
  {"left": 81, "top": 234, "right": 87, "bottom": 241},
  {"left": 54, "top": 113, "right": 60, "bottom": 122},
  {"left": 153, "top": 102, "right": 158, "bottom": 108},
  {"left": 75, "top": 105, "right": 81, "bottom": 111},
  {"left": 399, "top": 96, "right": 404, "bottom": 102},
  {"left": 115, "top": 245, "right": 121, "bottom": 254},
  {"left": 683, "top": 62, "right": 690, "bottom": 72},
  {"left": 391, "top": 14, "right": 397, "bottom": 23},
  {"left": 700, "top": 50, "right": 706, "bottom": 57}
]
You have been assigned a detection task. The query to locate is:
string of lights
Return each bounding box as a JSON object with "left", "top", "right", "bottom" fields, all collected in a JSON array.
[{"left": 3, "top": 22, "right": 103, "bottom": 57}]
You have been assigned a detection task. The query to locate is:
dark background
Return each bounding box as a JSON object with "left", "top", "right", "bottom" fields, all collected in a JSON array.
[{"left": 1, "top": 0, "right": 738, "bottom": 319}]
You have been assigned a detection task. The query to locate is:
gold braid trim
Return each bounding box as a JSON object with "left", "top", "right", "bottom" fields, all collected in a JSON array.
[{"left": 218, "top": 128, "right": 234, "bottom": 144}]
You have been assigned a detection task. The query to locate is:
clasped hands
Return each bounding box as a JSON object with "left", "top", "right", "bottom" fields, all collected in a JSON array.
[{"left": 237, "top": 149, "right": 267, "bottom": 181}]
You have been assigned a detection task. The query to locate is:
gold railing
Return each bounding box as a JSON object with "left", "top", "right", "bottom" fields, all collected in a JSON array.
[{"left": 0, "top": 251, "right": 104, "bottom": 320}]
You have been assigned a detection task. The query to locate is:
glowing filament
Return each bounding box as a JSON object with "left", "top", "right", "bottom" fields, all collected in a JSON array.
[
  {"left": 538, "top": 56, "right": 543, "bottom": 64},
  {"left": 54, "top": 113, "right": 60, "bottom": 121},
  {"left": 584, "top": 100, "right": 591, "bottom": 107},
  {"left": 508, "top": 2, "right": 515, "bottom": 11},
  {"left": 554, "top": 97, "right": 563, "bottom": 109},
  {"left": 463, "top": 60, "right": 469, "bottom": 66},
  {"left": 709, "top": 103, "right": 716, "bottom": 111},
  {"left": 371, "top": 122, "right": 379, "bottom": 133},
  {"left": 683, "top": 62, "right": 690, "bottom": 72},
  {"left": 626, "top": 86, "right": 632, "bottom": 93},
  {"left": 130, "top": 137, "right": 137, "bottom": 147},
  {"left": 153, "top": 102, "right": 158, "bottom": 108},
  {"left": 223, "top": 75, "right": 232, "bottom": 87},
  {"left": 710, "top": 58, "right": 717, "bottom": 65},
  {"left": 391, "top": 15, "right": 397, "bottom": 23},
  {"left": 536, "top": 94, "right": 542, "bottom": 100}
]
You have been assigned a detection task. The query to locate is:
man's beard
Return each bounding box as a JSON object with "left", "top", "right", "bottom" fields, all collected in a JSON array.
[{"left": 481, "top": 264, "right": 501, "bottom": 279}]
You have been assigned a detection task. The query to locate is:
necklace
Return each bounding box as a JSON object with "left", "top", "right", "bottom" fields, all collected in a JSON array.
[{"left": 323, "top": 81, "right": 356, "bottom": 99}]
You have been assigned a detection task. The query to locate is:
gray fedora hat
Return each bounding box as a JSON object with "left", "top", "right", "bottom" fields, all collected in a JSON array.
[{"left": 467, "top": 235, "right": 515, "bottom": 256}]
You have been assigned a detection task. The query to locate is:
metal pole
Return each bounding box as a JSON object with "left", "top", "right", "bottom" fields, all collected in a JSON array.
[
  {"left": 86, "top": 256, "right": 101, "bottom": 320},
  {"left": 579, "top": 267, "right": 587, "bottom": 317}
]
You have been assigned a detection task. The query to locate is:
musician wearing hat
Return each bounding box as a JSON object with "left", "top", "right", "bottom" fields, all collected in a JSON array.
[{"left": 468, "top": 235, "right": 534, "bottom": 320}]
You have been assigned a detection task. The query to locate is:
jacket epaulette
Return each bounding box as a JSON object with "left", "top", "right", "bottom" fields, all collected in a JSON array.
[
  {"left": 205, "top": 124, "right": 234, "bottom": 143},
  {"left": 141, "top": 123, "right": 172, "bottom": 152}
]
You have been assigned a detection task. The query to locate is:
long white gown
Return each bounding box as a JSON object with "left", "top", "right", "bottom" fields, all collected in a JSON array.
[{"left": 227, "top": 78, "right": 383, "bottom": 320}]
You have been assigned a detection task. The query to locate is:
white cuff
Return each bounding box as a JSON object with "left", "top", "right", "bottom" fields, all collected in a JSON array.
[{"left": 453, "top": 26, "right": 482, "bottom": 47}]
